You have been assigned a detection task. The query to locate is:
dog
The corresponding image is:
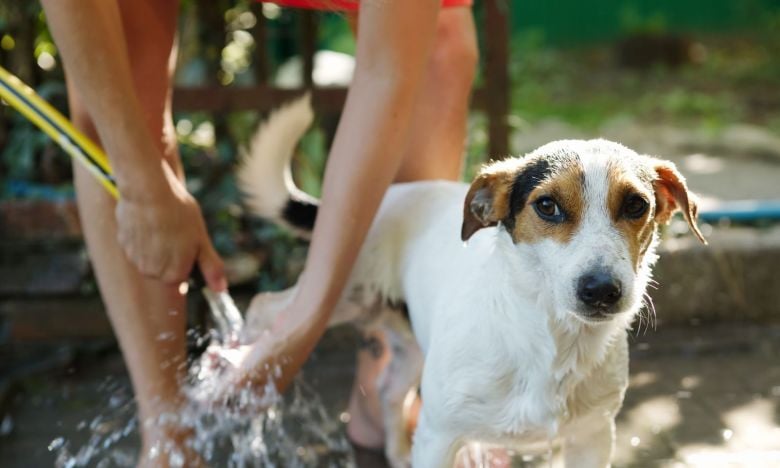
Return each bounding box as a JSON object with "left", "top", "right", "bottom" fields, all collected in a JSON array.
[{"left": 236, "top": 96, "right": 706, "bottom": 467}]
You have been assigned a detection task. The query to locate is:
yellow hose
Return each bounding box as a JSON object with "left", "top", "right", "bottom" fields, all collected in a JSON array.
[
  {"left": 0, "top": 65, "right": 119, "bottom": 199},
  {"left": 0, "top": 65, "right": 236, "bottom": 307}
]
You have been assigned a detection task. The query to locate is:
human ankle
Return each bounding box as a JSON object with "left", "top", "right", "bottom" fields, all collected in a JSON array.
[{"left": 138, "top": 415, "right": 200, "bottom": 467}]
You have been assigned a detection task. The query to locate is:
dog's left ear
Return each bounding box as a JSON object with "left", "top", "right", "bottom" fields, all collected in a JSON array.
[
  {"left": 461, "top": 170, "right": 513, "bottom": 242},
  {"left": 652, "top": 160, "right": 707, "bottom": 244}
]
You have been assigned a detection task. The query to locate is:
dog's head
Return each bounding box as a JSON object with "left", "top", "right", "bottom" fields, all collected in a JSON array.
[{"left": 462, "top": 139, "right": 706, "bottom": 324}]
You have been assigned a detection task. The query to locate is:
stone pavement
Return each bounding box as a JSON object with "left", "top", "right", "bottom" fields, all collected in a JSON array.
[
  {"left": 1, "top": 322, "right": 779, "bottom": 467},
  {"left": 613, "top": 323, "right": 780, "bottom": 468}
]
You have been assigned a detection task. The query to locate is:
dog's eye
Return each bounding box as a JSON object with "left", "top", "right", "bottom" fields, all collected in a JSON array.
[
  {"left": 533, "top": 197, "right": 563, "bottom": 222},
  {"left": 623, "top": 195, "right": 649, "bottom": 219}
]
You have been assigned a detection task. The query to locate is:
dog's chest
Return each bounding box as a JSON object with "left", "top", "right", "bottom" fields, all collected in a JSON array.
[
  {"left": 444, "top": 339, "right": 571, "bottom": 439},
  {"left": 494, "top": 372, "right": 567, "bottom": 438},
  {"left": 488, "top": 359, "right": 586, "bottom": 439},
  {"left": 452, "top": 327, "right": 627, "bottom": 444}
]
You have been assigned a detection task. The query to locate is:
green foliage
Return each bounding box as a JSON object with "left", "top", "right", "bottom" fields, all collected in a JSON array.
[
  {"left": 508, "top": 24, "right": 780, "bottom": 132},
  {"left": 318, "top": 13, "right": 356, "bottom": 55},
  {"left": 619, "top": 6, "right": 668, "bottom": 34},
  {"left": 1, "top": 81, "right": 69, "bottom": 196},
  {"left": 1, "top": 113, "right": 48, "bottom": 180},
  {"left": 294, "top": 125, "right": 327, "bottom": 197},
  {"left": 464, "top": 113, "right": 489, "bottom": 181}
]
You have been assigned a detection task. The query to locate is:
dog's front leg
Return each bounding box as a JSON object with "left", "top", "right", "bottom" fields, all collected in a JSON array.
[
  {"left": 411, "top": 409, "right": 461, "bottom": 468},
  {"left": 563, "top": 415, "right": 615, "bottom": 468}
]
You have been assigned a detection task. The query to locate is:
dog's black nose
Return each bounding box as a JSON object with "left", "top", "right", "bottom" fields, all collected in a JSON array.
[{"left": 577, "top": 272, "right": 622, "bottom": 310}]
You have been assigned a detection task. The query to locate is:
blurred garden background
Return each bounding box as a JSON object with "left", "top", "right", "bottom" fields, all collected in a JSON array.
[
  {"left": 2, "top": 1, "right": 780, "bottom": 466},
  {"left": 2, "top": 0, "right": 780, "bottom": 291}
]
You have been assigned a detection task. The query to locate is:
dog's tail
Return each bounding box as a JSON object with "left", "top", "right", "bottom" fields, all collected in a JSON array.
[{"left": 237, "top": 94, "right": 318, "bottom": 239}]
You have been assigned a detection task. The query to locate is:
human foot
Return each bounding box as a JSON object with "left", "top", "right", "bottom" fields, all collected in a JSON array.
[{"left": 346, "top": 331, "right": 392, "bottom": 449}]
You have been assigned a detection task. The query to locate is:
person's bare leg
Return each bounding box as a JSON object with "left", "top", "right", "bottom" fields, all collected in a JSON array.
[
  {"left": 66, "top": 0, "right": 195, "bottom": 465},
  {"left": 395, "top": 8, "right": 477, "bottom": 183},
  {"left": 347, "top": 7, "right": 478, "bottom": 450}
]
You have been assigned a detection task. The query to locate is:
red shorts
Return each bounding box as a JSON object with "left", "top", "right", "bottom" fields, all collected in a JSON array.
[{"left": 263, "top": 0, "right": 472, "bottom": 10}]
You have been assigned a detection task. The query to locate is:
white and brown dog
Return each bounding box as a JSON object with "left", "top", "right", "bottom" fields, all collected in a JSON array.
[{"left": 237, "top": 96, "right": 706, "bottom": 467}]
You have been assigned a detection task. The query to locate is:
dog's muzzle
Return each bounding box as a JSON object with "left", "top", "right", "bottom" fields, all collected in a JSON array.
[{"left": 576, "top": 269, "right": 623, "bottom": 317}]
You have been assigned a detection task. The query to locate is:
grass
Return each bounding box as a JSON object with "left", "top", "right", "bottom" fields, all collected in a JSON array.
[{"left": 506, "top": 32, "right": 780, "bottom": 134}]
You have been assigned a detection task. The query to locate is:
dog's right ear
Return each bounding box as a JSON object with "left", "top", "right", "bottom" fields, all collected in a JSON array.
[{"left": 461, "top": 163, "right": 516, "bottom": 241}]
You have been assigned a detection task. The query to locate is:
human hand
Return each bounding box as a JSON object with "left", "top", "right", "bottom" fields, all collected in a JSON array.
[
  {"left": 198, "top": 293, "right": 329, "bottom": 408},
  {"left": 115, "top": 161, "right": 227, "bottom": 291}
]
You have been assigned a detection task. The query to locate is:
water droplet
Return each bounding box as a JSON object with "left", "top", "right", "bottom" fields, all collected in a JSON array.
[
  {"left": 0, "top": 415, "right": 13, "bottom": 436},
  {"left": 630, "top": 436, "right": 641, "bottom": 447},
  {"left": 157, "top": 331, "right": 175, "bottom": 341},
  {"left": 722, "top": 428, "right": 733, "bottom": 441},
  {"left": 680, "top": 375, "right": 699, "bottom": 389},
  {"left": 676, "top": 390, "right": 692, "bottom": 399},
  {"left": 108, "top": 395, "right": 123, "bottom": 409},
  {"left": 48, "top": 437, "right": 65, "bottom": 451},
  {"left": 169, "top": 448, "right": 185, "bottom": 467}
]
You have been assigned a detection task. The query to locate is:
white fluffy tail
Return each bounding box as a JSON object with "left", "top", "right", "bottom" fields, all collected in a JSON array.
[{"left": 237, "top": 93, "right": 319, "bottom": 238}]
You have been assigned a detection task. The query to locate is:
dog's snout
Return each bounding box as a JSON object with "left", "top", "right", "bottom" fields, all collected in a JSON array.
[{"left": 577, "top": 271, "right": 622, "bottom": 310}]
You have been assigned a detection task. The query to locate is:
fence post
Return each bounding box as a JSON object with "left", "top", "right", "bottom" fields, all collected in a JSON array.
[
  {"left": 300, "top": 12, "right": 317, "bottom": 89},
  {"left": 483, "top": 0, "right": 510, "bottom": 160}
]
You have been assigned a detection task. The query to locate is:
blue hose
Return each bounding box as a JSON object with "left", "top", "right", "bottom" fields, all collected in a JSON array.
[{"left": 699, "top": 200, "right": 780, "bottom": 223}]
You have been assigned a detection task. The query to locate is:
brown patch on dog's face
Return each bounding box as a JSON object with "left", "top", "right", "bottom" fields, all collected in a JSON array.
[
  {"left": 606, "top": 164, "right": 657, "bottom": 270},
  {"left": 462, "top": 144, "right": 705, "bottom": 255},
  {"left": 509, "top": 165, "right": 585, "bottom": 244},
  {"left": 603, "top": 156, "right": 707, "bottom": 270},
  {"left": 462, "top": 149, "right": 587, "bottom": 243}
]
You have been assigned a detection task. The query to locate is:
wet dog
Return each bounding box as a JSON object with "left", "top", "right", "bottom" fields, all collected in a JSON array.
[{"left": 237, "top": 96, "right": 706, "bottom": 467}]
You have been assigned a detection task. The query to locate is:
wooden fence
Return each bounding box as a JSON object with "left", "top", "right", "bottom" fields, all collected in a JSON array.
[{"left": 172, "top": 1, "right": 511, "bottom": 158}]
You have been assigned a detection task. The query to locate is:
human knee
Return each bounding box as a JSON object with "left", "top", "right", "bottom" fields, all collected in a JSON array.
[{"left": 428, "top": 9, "right": 479, "bottom": 90}]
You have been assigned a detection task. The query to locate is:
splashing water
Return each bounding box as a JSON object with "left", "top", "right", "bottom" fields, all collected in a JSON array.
[
  {"left": 181, "top": 359, "right": 354, "bottom": 467},
  {"left": 52, "top": 377, "right": 138, "bottom": 468},
  {"left": 52, "top": 289, "right": 355, "bottom": 467}
]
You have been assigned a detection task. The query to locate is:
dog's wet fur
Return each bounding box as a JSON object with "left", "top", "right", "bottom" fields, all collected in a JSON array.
[{"left": 237, "top": 96, "right": 706, "bottom": 467}]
